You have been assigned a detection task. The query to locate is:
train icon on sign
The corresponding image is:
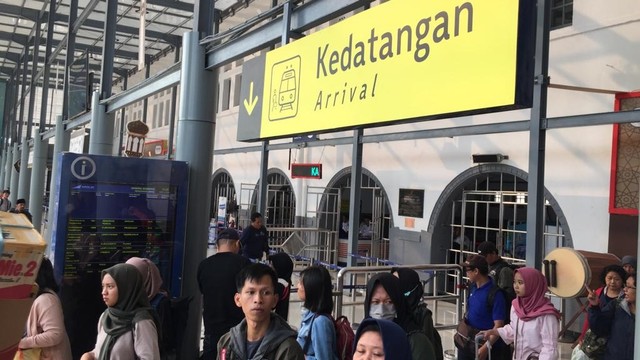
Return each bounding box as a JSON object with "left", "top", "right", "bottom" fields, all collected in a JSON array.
[
  {"left": 279, "top": 69, "right": 297, "bottom": 111},
  {"left": 269, "top": 56, "right": 300, "bottom": 121}
]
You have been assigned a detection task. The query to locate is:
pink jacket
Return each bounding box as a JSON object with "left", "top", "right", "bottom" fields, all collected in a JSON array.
[
  {"left": 18, "top": 291, "right": 72, "bottom": 360},
  {"left": 497, "top": 307, "right": 559, "bottom": 360}
]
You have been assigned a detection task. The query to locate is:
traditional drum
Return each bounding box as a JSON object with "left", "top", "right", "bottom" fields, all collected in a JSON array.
[{"left": 542, "top": 248, "right": 620, "bottom": 298}]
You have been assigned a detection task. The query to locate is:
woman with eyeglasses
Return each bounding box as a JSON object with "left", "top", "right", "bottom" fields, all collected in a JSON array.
[
  {"left": 587, "top": 273, "right": 636, "bottom": 360},
  {"left": 364, "top": 273, "right": 435, "bottom": 360}
]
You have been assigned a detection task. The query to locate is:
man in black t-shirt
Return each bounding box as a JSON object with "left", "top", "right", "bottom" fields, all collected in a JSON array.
[
  {"left": 197, "top": 228, "right": 251, "bottom": 360},
  {"left": 240, "top": 212, "right": 270, "bottom": 260}
]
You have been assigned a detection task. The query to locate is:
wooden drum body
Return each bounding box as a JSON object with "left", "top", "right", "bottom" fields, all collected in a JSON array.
[{"left": 542, "top": 247, "right": 620, "bottom": 298}]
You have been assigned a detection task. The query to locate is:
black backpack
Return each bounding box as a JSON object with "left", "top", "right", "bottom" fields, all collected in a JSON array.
[
  {"left": 150, "top": 294, "right": 192, "bottom": 359},
  {"left": 486, "top": 285, "right": 511, "bottom": 325},
  {"left": 488, "top": 260, "right": 521, "bottom": 324},
  {"left": 413, "top": 304, "right": 444, "bottom": 360}
]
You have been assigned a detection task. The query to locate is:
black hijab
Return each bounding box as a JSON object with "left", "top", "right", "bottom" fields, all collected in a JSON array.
[
  {"left": 392, "top": 267, "right": 424, "bottom": 311},
  {"left": 269, "top": 252, "right": 293, "bottom": 284},
  {"left": 99, "top": 263, "right": 156, "bottom": 360},
  {"left": 364, "top": 273, "right": 408, "bottom": 325}
]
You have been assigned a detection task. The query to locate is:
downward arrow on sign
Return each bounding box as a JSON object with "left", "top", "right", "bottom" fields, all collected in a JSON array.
[{"left": 243, "top": 81, "right": 259, "bottom": 115}]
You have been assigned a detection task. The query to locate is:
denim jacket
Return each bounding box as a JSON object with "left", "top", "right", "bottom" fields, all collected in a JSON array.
[{"left": 296, "top": 308, "right": 338, "bottom": 360}]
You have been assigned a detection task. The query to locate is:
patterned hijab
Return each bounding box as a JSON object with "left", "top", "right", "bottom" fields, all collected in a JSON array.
[
  {"left": 99, "top": 263, "right": 156, "bottom": 360},
  {"left": 512, "top": 267, "right": 560, "bottom": 321},
  {"left": 125, "top": 257, "right": 163, "bottom": 299}
]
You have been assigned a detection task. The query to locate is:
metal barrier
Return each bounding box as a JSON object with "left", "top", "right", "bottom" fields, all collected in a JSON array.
[
  {"left": 268, "top": 227, "right": 337, "bottom": 264},
  {"left": 335, "top": 264, "right": 465, "bottom": 330}
]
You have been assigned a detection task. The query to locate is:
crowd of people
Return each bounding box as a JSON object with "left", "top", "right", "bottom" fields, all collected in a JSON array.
[{"left": 12, "top": 218, "right": 639, "bottom": 359}]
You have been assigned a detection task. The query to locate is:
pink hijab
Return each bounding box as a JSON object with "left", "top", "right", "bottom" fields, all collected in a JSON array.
[
  {"left": 512, "top": 267, "right": 560, "bottom": 321},
  {"left": 125, "top": 257, "right": 163, "bottom": 299}
]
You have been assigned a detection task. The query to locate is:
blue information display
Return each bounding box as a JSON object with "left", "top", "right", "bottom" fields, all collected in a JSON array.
[{"left": 49, "top": 153, "right": 188, "bottom": 358}]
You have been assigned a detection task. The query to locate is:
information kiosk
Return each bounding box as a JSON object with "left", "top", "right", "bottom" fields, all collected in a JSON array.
[{"left": 49, "top": 153, "right": 188, "bottom": 357}]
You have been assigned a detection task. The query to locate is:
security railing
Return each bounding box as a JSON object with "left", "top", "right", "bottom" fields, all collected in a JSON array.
[
  {"left": 268, "top": 227, "right": 337, "bottom": 264},
  {"left": 334, "top": 264, "right": 465, "bottom": 331}
]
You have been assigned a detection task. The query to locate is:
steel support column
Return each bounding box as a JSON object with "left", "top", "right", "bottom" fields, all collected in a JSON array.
[
  {"left": 175, "top": 31, "right": 216, "bottom": 360},
  {"left": 166, "top": 47, "right": 180, "bottom": 160},
  {"left": 525, "top": 0, "right": 550, "bottom": 269},
  {"left": 257, "top": 141, "right": 268, "bottom": 216},
  {"left": 31, "top": 0, "right": 57, "bottom": 229},
  {"left": 61, "top": 0, "right": 78, "bottom": 121},
  {"left": 46, "top": 115, "right": 69, "bottom": 248},
  {"left": 117, "top": 76, "right": 128, "bottom": 156},
  {"left": 15, "top": 54, "right": 28, "bottom": 205},
  {"left": 18, "top": 20, "right": 39, "bottom": 202},
  {"left": 17, "top": 141, "right": 31, "bottom": 201},
  {"left": 10, "top": 142, "right": 19, "bottom": 202},
  {"left": 347, "top": 129, "right": 364, "bottom": 267},
  {"left": 4, "top": 146, "right": 12, "bottom": 190},
  {"left": 88, "top": 91, "right": 112, "bottom": 155},
  {"left": 89, "top": 0, "right": 117, "bottom": 154}
]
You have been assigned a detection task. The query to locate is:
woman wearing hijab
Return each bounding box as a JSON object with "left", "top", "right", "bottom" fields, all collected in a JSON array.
[
  {"left": 364, "top": 273, "right": 435, "bottom": 360},
  {"left": 18, "top": 258, "right": 72, "bottom": 360},
  {"left": 481, "top": 267, "right": 560, "bottom": 360},
  {"left": 125, "top": 257, "right": 173, "bottom": 358},
  {"left": 353, "top": 318, "right": 412, "bottom": 360},
  {"left": 80, "top": 263, "right": 160, "bottom": 360},
  {"left": 392, "top": 267, "right": 443, "bottom": 360},
  {"left": 269, "top": 252, "right": 294, "bottom": 321}
]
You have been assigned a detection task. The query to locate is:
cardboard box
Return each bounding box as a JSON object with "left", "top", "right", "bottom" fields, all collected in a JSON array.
[
  {"left": 0, "top": 285, "right": 37, "bottom": 360},
  {"left": 0, "top": 213, "right": 46, "bottom": 299}
]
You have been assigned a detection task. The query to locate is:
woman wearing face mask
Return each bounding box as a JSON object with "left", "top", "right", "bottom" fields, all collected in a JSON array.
[{"left": 364, "top": 273, "right": 435, "bottom": 360}]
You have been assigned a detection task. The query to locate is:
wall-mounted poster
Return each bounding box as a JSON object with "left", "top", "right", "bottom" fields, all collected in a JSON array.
[{"left": 398, "top": 189, "right": 424, "bottom": 218}]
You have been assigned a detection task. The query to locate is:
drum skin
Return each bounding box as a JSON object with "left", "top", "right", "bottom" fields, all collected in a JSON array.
[{"left": 543, "top": 247, "right": 620, "bottom": 298}]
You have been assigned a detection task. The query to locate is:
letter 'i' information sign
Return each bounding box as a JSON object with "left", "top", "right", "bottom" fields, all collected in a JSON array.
[{"left": 237, "top": 0, "right": 534, "bottom": 141}]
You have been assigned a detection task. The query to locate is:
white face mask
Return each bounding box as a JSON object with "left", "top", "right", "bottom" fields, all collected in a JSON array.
[{"left": 369, "top": 303, "right": 397, "bottom": 320}]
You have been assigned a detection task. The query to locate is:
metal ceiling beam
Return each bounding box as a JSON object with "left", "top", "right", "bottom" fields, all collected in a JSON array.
[
  {"left": 71, "top": 0, "right": 101, "bottom": 33},
  {"left": 1, "top": 3, "right": 183, "bottom": 44},
  {"left": 105, "top": 62, "right": 181, "bottom": 112},
  {"left": 0, "top": 4, "right": 40, "bottom": 21},
  {"left": 147, "top": 0, "right": 193, "bottom": 12},
  {"left": 205, "top": 0, "right": 372, "bottom": 68},
  {"left": 0, "top": 31, "right": 28, "bottom": 45}
]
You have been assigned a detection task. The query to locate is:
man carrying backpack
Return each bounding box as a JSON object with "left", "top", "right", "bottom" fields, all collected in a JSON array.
[
  {"left": 477, "top": 241, "right": 516, "bottom": 316},
  {"left": 457, "top": 255, "right": 509, "bottom": 360}
]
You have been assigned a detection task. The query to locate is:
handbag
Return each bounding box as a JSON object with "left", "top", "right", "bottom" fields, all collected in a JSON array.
[
  {"left": 453, "top": 318, "right": 481, "bottom": 355},
  {"left": 580, "top": 329, "right": 607, "bottom": 359},
  {"left": 13, "top": 348, "right": 42, "bottom": 360}
]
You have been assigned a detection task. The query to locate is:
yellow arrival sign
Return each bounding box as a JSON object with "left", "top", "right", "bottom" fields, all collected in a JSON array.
[{"left": 257, "top": 0, "right": 531, "bottom": 140}]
